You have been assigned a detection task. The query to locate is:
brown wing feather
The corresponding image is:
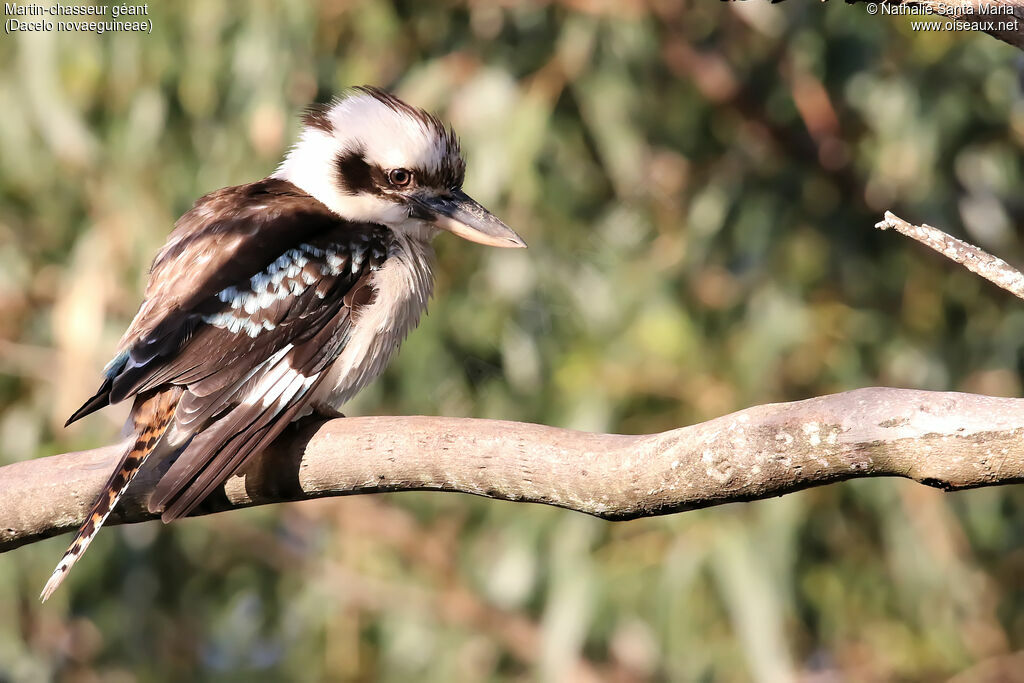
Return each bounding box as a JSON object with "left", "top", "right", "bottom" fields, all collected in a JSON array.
[
  {"left": 154, "top": 374, "right": 328, "bottom": 521},
  {"left": 67, "top": 180, "right": 387, "bottom": 422},
  {"left": 129, "top": 230, "right": 387, "bottom": 521},
  {"left": 147, "top": 277, "right": 372, "bottom": 521},
  {"left": 50, "top": 180, "right": 390, "bottom": 600},
  {"left": 117, "top": 178, "right": 344, "bottom": 355}
]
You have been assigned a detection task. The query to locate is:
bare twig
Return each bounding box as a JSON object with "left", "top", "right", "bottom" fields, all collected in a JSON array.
[
  {"left": 3, "top": 387, "right": 1023, "bottom": 552},
  {"left": 876, "top": 211, "right": 1024, "bottom": 300}
]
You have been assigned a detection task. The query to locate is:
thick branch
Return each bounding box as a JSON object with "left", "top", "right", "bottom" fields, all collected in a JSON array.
[{"left": 3, "top": 387, "right": 1023, "bottom": 552}]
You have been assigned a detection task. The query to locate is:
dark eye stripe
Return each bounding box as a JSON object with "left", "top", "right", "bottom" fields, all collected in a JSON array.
[
  {"left": 335, "top": 147, "right": 465, "bottom": 195},
  {"left": 335, "top": 148, "right": 387, "bottom": 196}
]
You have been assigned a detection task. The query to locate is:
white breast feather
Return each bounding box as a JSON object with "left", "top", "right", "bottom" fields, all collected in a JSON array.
[{"left": 314, "top": 232, "right": 434, "bottom": 410}]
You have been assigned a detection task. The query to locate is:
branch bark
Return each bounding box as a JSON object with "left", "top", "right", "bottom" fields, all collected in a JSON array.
[
  {"left": 876, "top": 211, "right": 1024, "bottom": 297},
  {"left": 4, "top": 387, "right": 1023, "bottom": 553}
]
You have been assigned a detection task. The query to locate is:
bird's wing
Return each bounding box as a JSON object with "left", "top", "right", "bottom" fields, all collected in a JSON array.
[
  {"left": 121, "top": 179, "right": 352, "bottom": 359},
  {"left": 67, "top": 178, "right": 353, "bottom": 424},
  {"left": 147, "top": 246, "right": 382, "bottom": 522},
  {"left": 67, "top": 178, "right": 390, "bottom": 521}
]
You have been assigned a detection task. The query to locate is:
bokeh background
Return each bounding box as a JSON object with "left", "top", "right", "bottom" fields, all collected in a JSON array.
[{"left": 1, "top": 1, "right": 1023, "bottom": 680}]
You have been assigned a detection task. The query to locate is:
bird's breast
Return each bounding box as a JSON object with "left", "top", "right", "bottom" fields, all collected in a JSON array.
[{"left": 313, "top": 233, "right": 435, "bottom": 410}]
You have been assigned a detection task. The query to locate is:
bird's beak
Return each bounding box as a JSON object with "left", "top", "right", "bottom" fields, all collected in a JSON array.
[{"left": 415, "top": 190, "right": 527, "bottom": 249}]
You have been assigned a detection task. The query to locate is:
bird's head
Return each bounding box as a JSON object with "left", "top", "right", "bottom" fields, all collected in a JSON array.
[{"left": 274, "top": 86, "right": 525, "bottom": 249}]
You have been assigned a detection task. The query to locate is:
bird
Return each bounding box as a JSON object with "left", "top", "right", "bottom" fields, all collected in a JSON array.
[{"left": 41, "top": 86, "right": 526, "bottom": 601}]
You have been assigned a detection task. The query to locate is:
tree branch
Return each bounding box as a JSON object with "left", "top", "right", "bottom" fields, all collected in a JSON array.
[
  {"left": 876, "top": 211, "right": 1024, "bottom": 298},
  {"left": 3, "top": 387, "right": 1023, "bottom": 552}
]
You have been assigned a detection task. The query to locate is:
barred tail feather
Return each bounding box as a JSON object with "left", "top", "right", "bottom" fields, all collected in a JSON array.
[{"left": 40, "top": 390, "right": 180, "bottom": 602}]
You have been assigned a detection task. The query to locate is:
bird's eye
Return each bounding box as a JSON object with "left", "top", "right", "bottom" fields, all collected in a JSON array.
[{"left": 388, "top": 168, "right": 412, "bottom": 187}]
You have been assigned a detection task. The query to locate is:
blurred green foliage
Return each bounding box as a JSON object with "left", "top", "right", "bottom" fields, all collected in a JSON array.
[{"left": 1, "top": 1, "right": 1023, "bottom": 680}]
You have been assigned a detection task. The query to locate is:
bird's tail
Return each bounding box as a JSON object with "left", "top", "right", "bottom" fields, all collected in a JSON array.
[{"left": 40, "top": 389, "right": 180, "bottom": 602}]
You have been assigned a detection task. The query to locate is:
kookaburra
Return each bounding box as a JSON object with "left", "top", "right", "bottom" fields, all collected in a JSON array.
[{"left": 41, "top": 86, "right": 525, "bottom": 601}]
